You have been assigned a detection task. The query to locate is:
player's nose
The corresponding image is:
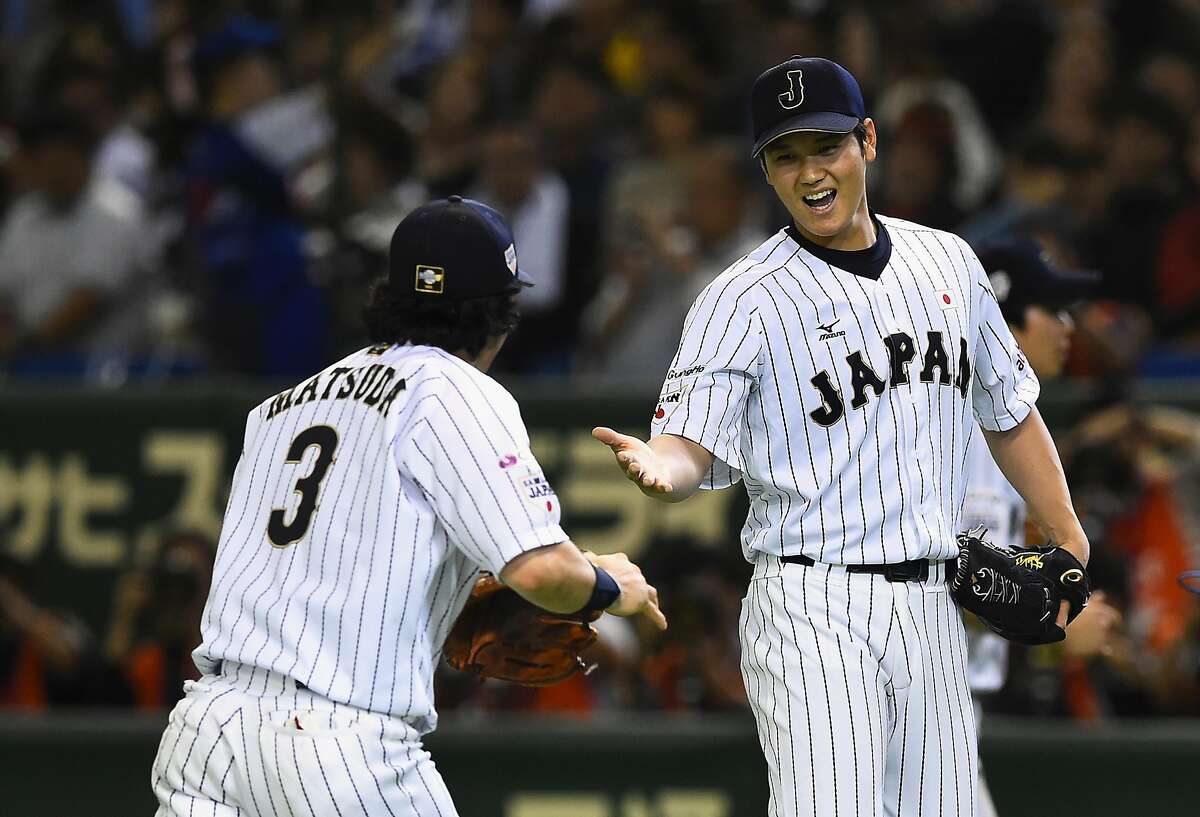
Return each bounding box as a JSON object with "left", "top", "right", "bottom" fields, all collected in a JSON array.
[{"left": 798, "top": 162, "right": 827, "bottom": 185}]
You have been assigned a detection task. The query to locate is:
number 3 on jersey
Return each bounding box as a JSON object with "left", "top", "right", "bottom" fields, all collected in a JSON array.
[{"left": 268, "top": 425, "right": 339, "bottom": 547}]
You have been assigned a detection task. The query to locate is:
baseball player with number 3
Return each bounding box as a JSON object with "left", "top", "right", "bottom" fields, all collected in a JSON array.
[
  {"left": 151, "top": 196, "right": 666, "bottom": 816},
  {"left": 595, "top": 57, "right": 1093, "bottom": 817}
]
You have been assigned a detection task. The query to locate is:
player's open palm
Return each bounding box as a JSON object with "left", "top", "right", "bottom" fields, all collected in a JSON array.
[
  {"left": 590, "top": 552, "right": 668, "bottom": 630},
  {"left": 592, "top": 426, "right": 673, "bottom": 495}
]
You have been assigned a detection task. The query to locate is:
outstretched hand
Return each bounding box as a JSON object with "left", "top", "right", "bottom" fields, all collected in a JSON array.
[
  {"left": 586, "top": 551, "right": 668, "bottom": 631},
  {"left": 592, "top": 426, "right": 673, "bottom": 495}
]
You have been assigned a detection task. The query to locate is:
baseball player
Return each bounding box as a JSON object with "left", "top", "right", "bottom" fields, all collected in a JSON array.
[
  {"left": 595, "top": 57, "right": 1091, "bottom": 817},
  {"left": 962, "top": 237, "right": 1118, "bottom": 817},
  {"left": 151, "top": 195, "right": 666, "bottom": 816}
]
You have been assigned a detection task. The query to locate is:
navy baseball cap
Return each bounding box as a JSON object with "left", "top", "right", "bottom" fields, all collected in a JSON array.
[
  {"left": 751, "top": 56, "right": 866, "bottom": 157},
  {"left": 977, "top": 237, "right": 1099, "bottom": 321},
  {"left": 388, "top": 196, "right": 534, "bottom": 300}
]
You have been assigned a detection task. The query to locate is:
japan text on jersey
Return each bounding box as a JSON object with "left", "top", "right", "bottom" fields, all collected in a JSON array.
[{"left": 652, "top": 216, "right": 1039, "bottom": 566}]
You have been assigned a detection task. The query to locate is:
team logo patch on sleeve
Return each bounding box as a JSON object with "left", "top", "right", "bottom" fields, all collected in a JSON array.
[
  {"left": 652, "top": 382, "right": 690, "bottom": 424},
  {"left": 415, "top": 264, "right": 445, "bottom": 295},
  {"left": 520, "top": 474, "right": 557, "bottom": 512}
]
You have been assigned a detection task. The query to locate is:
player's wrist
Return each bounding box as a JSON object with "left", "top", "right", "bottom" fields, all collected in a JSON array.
[
  {"left": 1052, "top": 538, "right": 1089, "bottom": 567},
  {"left": 576, "top": 564, "right": 621, "bottom": 615}
]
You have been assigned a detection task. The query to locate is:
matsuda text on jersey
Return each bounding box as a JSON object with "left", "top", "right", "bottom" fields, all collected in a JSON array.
[{"left": 265, "top": 362, "right": 408, "bottom": 420}]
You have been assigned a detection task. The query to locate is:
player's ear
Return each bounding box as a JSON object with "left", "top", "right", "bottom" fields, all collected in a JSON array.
[{"left": 862, "top": 118, "right": 878, "bottom": 163}]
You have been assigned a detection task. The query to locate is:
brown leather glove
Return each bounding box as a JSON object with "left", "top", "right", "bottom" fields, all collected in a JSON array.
[{"left": 443, "top": 574, "right": 601, "bottom": 686}]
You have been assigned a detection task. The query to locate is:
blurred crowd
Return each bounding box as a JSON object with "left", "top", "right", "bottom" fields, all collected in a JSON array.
[
  {"left": 0, "top": 0, "right": 1198, "bottom": 380},
  {"left": 2, "top": 0, "right": 1200, "bottom": 718}
]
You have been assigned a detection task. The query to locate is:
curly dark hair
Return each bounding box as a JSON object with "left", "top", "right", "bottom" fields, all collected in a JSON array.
[{"left": 362, "top": 278, "right": 520, "bottom": 357}]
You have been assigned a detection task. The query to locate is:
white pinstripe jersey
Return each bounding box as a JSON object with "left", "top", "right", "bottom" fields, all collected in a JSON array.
[
  {"left": 195, "top": 344, "right": 566, "bottom": 730},
  {"left": 651, "top": 215, "right": 1039, "bottom": 565}
]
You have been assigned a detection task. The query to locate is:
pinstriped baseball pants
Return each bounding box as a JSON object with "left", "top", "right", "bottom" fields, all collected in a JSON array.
[
  {"left": 151, "top": 664, "right": 458, "bottom": 816},
  {"left": 741, "top": 555, "right": 978, "bottom": 817}
]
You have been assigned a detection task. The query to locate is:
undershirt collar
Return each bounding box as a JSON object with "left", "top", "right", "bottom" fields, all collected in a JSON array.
[{"left": 785, "top": 213, "right": 892, "bottom": 280}]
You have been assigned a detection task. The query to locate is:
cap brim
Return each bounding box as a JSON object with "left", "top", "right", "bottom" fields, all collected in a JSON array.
[
  {"left": 1041, "top": 269, "right": 1100, "bottom": 307},
  {"left": 752, "top": 112, "right": 861, "bottom": 157},
  {"left": 513, "top": 267, "right": 535, "bottom": 289}
]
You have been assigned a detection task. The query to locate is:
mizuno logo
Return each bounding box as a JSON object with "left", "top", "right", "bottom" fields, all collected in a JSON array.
[{"left": 817, "top": 318, "right": 846, "bottom": 342}]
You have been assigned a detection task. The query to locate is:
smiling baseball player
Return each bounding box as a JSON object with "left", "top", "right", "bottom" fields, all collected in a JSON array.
[
  {"left": 151, "top": 196, "right": 666, "bottom": 816},
  {"left": 595, "top": 57, "right": 1092, "bottom": 817}
]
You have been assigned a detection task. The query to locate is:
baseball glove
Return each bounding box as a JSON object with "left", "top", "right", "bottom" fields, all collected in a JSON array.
[
  {"left": 949, "top": 528, "right": 1091, "bottom": 645},
  {"left": 443, "top": 573, "right": 601, "bottom": 686}
]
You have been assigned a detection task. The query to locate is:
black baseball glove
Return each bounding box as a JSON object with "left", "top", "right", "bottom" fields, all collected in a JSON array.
[{"left": 949, "top": 528, "right": 1091, "bottom": 645}]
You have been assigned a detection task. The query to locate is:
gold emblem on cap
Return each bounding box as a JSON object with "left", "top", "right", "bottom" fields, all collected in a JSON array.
[{"left": 415, "top": 264, "right": 445, "bottom": 295}]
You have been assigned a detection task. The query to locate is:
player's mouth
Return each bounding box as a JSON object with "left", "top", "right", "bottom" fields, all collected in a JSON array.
[{"left": 802, "top": 188, "right": 837, "bottom": 213}]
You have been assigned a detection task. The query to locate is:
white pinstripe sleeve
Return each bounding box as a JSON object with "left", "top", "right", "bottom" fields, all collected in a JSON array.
[
  {"left": 399, "top": 376, "right": 567, "bottom": 574},
  {"left": 966, "top": 244, "right": 1041, "bottom": 431},
  {"left": 652, "top": 275, "right": 762, "bottom": 489}
]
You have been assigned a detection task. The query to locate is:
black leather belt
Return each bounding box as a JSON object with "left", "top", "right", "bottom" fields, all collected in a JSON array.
[{"left": 780, "top": 553, "right": 931, "bottom": 582}]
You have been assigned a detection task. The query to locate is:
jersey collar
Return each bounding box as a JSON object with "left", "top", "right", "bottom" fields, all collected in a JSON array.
[{"left": 785, "top": 213, "right": 892, "bottom": 280}]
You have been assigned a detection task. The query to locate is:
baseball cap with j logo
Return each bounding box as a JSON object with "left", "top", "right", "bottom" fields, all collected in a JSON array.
[{"left": 750, "top": 56, "right": 866, "bottom": 157}]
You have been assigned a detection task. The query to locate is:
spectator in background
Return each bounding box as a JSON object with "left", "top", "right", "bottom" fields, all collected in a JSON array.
[
  {"left": 927, "top": 0, "right": 1054, "bottom": 146},
  {"left": 875, "top": 100, "right": 965, "bottom": 231},
  {"left": 602, "top": 84, "right": 701, "bottom": 261},
  {"left": 531, "top": 59, "right": 615, "bottom": 349},
  {"left": 310, "top": 100, "right": 427, "bottom": 359},
  {"left": 0, "top": 106, "right": 146, "bottom": 375},
  {"left": 104, "top": 531, "right": 214, "bottom": 711},
  {"left": 1136, "top": 48, "right": 1200, "bottom": 125},
  {"left": 462, "top": 0, "right": 529, "bottom": 106},
  {"left": 304, "top": 99, "right": 427, "bottom": 359},
  {"left": 584, "top": 139, "right": 765, "bottom": 380},
  {"left": 42, "top": 53, "right": 156, "bottom": 202},
  {"left": 394, "top": 0, "right": 471, "bottom": 84},
  {"left": 960, "top": 133, "right": 1084, "bottom": 247},
  {"left": 470, "top": 120, "right": 572, "bottom": 373},
  {"left": 340, "top": 102, "right": 426, "bottom": 255},
  {"left": 610, "top": 3, "right": 717, "bottom": 103},
  {"left": 1080, "top": 93, "right": 1188, "bottom": 313},
  {"left": 184, "top": 16, "right": 328, "bottom": 377},
  {"left": 874, "top": 76, "right": 1002, "bottom": 216},
  {"left": 639, "top": 545, "right": 747, "bottom": 712},
  {"left": 1055, "top": 405, "right": 1200, "bottom": 717},
  {"left": 0, "top": 552, "right": 121, "bottom": 708},
  {"left": 418, "top": 50, "right": 491, "bottom": 197},
  {"left": 1038, "top": 9, "right": 1113, "bottom": 158},
  {"left": 1154, "top": 113, "right": 1200, "bottom": 348}
]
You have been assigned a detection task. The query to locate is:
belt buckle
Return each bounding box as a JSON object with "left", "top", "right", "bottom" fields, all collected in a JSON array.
[{"left": 884, "top": 560, "right": 927, "bottom": 583}]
